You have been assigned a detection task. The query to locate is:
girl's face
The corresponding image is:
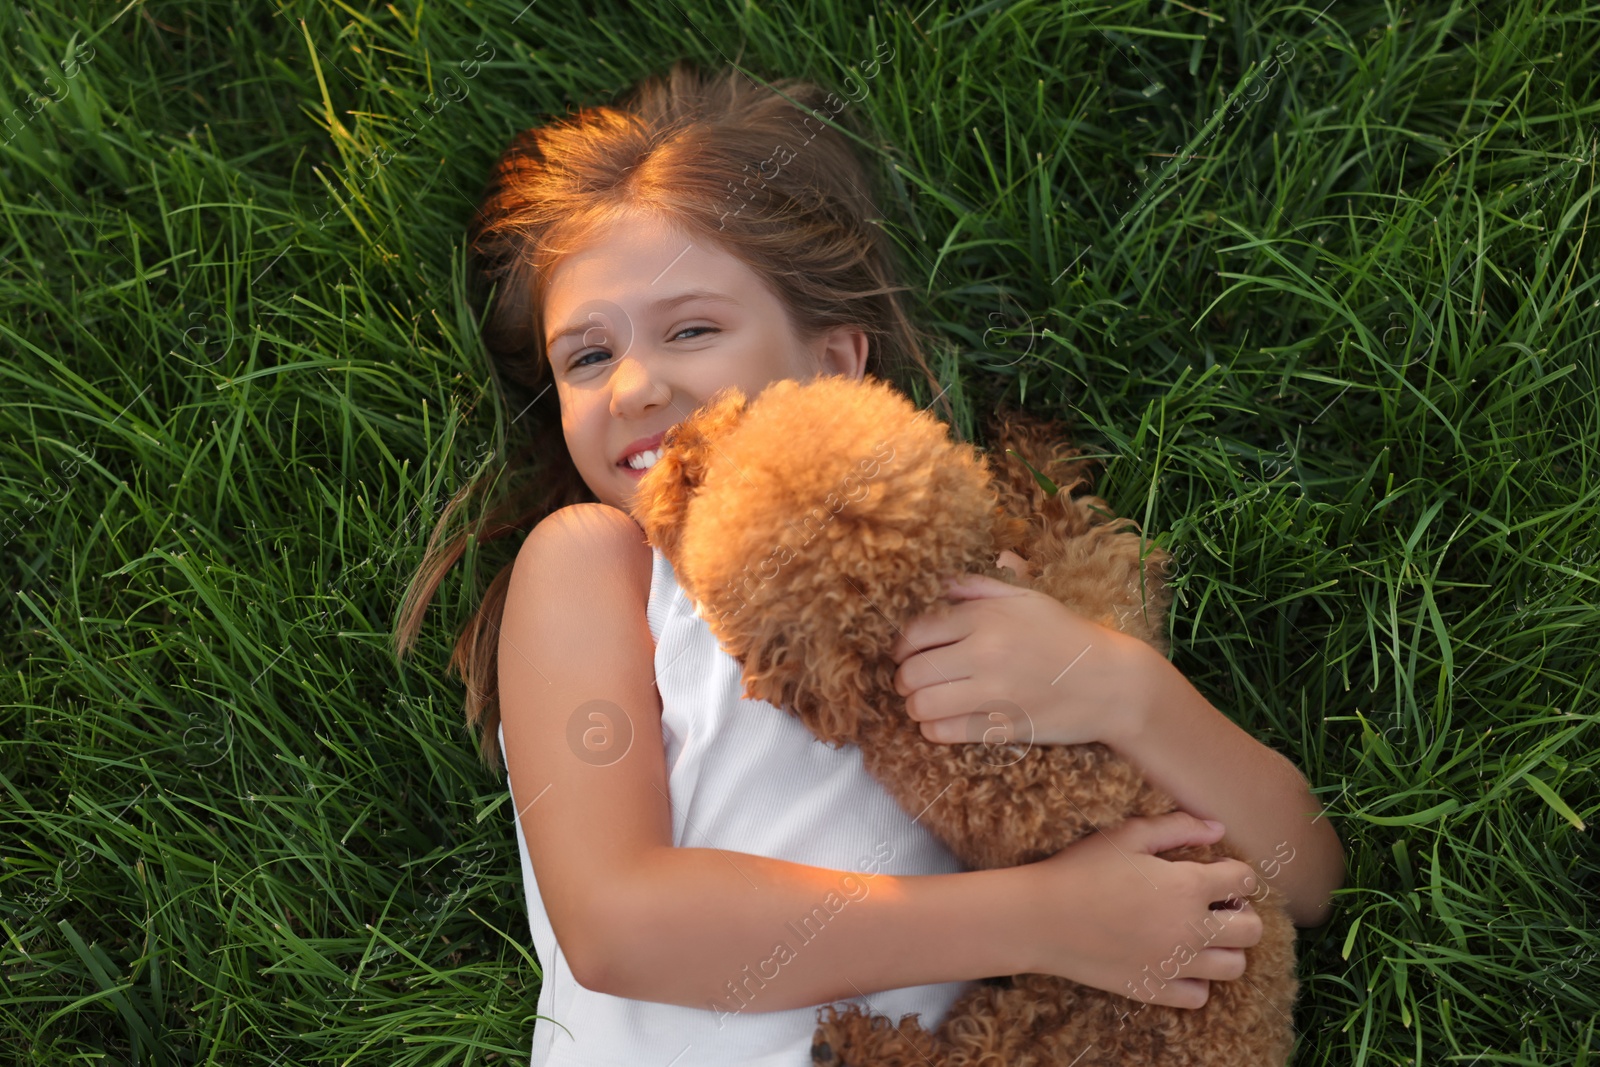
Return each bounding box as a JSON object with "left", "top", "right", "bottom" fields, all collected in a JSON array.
[{"left": 542, "top": 210, "right": 868, "bottom": 513}]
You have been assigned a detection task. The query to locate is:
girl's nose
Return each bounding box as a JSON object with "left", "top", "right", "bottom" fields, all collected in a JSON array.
[{"left": 609, "top": 356, "right": 671, "bottom": 416}]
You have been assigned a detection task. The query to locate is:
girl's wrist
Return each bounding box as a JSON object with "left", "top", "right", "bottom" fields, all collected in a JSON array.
[
  {"left": 971, "top": 864, "right": 1053, "bottom": 979},
  {"left": 1099, "top": 636, "right": 1164, "bottom": 756},
  {"left": 1000, "top": 861, "right": 1053, "bottom": 977}
]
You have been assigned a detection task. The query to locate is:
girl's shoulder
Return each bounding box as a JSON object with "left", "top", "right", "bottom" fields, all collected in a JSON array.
[{"left": 518, "top": 503, "right": 653, "bottom": 617}]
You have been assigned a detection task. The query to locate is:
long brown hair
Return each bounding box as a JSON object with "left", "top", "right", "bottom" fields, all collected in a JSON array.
[{"left": 392, "top": 58, "right": 957, "bottom": 774}]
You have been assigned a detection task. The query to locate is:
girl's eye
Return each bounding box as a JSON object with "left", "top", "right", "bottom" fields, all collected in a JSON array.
[{"left": 569, "top": 326, "right": 719, "bottom": 369}]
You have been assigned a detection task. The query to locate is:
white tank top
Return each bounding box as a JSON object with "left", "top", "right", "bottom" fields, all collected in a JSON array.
[{"left": 498, "top": 542, "right": 974, "bottom": 1066}]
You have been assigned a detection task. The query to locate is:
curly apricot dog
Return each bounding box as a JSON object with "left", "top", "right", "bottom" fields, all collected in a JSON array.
[{"left": 628, "top": 373, "right": 1297, "bottom": 1067}]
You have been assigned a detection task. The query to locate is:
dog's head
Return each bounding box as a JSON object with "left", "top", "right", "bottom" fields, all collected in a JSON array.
[
  {"left": 627, "top": 373, "right": 1000, "bottom": 744},
  {"left": 627, "top": 384, "right": 751, "bottom": 568}
]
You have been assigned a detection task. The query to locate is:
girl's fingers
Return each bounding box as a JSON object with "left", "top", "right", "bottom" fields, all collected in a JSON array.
[
  {"left": 893, "top": 644, "right": 970, "bottom": 701},
  {"left": 1114, "top": 812, "right": 1227, "bottom": 856},
  {"left": 1196, "top": 953, "right": 1241, "bottom": 985},
  {"left": 889, "top": 610, "right": 968, "bottom": 663},
  {"left": 942, "top": 571, "right": 1026, "bottom": 598},
  {"left": 1130, "top": 949, "right": 1247, "bottom": 1010},
  {"left": 1195, "top": 901, "right": 1263, "bottom": 950},
  {"left": 1183, "top": 948, "right": 1248, "bottom": 983},
  {"left": 1201, "top": 858, "right": 1260, "bottom": 906},
  {"left": 903, "top": 674, "right": 975, "bottom": 723},
  {"left": 1142, "top": 976, "right": 1210, "bottom": 1010}
]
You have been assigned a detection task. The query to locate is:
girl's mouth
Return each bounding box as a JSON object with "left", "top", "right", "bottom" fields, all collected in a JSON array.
[{"left": 619, "top": 448, "right": 663, "bottom": 478}]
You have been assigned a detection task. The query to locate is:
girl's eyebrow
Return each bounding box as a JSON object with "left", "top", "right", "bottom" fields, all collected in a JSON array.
[{"left": 545, "top": 289, "right": 738, "bottom": 350}]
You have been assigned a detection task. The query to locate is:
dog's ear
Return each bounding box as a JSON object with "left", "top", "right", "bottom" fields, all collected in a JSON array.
[
  {"left": 626, "top": 385, "right": 750, "bottom": 564},
  {"left": 983, "top": 404, "right": 1098, "bottom": 507}
]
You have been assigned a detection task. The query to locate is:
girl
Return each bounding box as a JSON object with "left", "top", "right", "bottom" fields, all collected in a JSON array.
[{"left": 395, "top": 59, "right": 1343, "bottom": 1066}]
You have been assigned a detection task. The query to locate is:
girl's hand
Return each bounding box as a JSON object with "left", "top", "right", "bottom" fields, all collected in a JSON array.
[
  {"left": 1021, "top": 813, "right": 1263, "bottom": 1008},
  {"left": 888, "top": 560, "right": 1159, "bottom": 748}
]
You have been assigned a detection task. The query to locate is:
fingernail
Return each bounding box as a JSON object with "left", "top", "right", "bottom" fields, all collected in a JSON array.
[{"left": 1203, "top": 819, "right": 1224, "bottom": 832}]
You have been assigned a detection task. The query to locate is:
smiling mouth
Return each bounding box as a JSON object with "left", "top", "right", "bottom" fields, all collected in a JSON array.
[{"left": 620, "top": 448, "right": 663, "bottom": 472}]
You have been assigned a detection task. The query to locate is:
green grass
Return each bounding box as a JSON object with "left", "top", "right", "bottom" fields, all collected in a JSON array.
[{"left": 2, "top": 0, "right": 1596, "bottom": 1063}]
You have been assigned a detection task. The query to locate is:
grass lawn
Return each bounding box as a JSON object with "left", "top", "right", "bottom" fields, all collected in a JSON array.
[{"left": 2, "top": 0, "right": 1596, "bottom": 1063}]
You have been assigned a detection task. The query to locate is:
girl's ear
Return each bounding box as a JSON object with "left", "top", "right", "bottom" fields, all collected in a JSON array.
[
  {"left": 815, "top": 325, "right": 870, "bottom": 380},
  {"left": 627, "top": 385, "right": 750, "bottom": 564}
]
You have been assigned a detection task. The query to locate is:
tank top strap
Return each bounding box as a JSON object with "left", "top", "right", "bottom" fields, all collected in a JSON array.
[{"left": 645, "top": 542, "right": 675, "bottom": 644}]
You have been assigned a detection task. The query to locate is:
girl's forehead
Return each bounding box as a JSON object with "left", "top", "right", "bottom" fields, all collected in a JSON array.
[
  {"left": 543, "top": 215, "right": 750, "bottom": 310},
  {"left": 571, "top": 207, "right": 690, "bottom": 256},
  {"left": 544, "top": 215, "right": 670, "bottom": 292}
]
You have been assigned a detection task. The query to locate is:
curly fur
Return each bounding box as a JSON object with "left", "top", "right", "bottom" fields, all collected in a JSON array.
[{"left": 627, "top": 373, "right": 1297, "bottom": 1067}]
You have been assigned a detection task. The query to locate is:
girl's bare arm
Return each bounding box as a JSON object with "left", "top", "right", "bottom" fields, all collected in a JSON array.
[
  {"left": 1109, "top": 651, "right": 1345, "bottom": 928},
  {"left": 595, "top": 848, "right": 1032, "bottom": 1011},
  {"left": 892, "top": 550, "right": 1342, "bottom": 929},
  {"left": 499, "top": 504, "right": 1026, "bottom": 1009},
  {"left": 500, "top": 504, "right": 1259, "bottom": 1012}
]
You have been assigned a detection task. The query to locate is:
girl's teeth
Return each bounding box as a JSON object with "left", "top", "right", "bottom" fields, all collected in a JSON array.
[{"left": 627, "top": 448, "right": 662, "bottom": 470}]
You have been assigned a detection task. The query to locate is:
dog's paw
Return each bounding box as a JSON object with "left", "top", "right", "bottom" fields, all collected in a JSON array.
[{"left": 810, "top": 1031, "right": 841, "bottom": 1066}]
